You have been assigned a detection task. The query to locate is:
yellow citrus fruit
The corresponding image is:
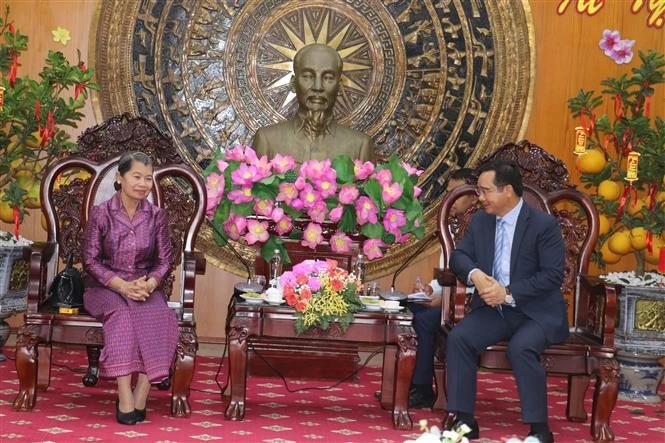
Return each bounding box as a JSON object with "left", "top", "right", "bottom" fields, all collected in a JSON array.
[
  {"left": 645, "top": 236, "right": 665, "bottom": 265},
  {"left": 600, "top": 241, "right": 622, "bottom": 264},
  {"left": 655, "top": 191, "right": 665, "bottom": 204},
  {"left": 626, "top": 197, "right": 646, "bottom": 218},
  {"left": 25, "top": 130, "right": 44, "bottom": 149},
  {"left": 0, "top": 199, "right": 15, "bottom": 223},
  {"left": 24, "top": 181, "right": 41, "bottom": 209},
  {"left": 629, "top": 227, "right": 648, "bottom": 251},
  {"left": 607, "top": 230, "right": 632, "bottom": 255},
  {"left": 597, "top": 180, "right": 622, "bottom": 201},
  {"left": 577, "top": 150, "right": 606, "bottom": 174},
  {"left": 598, "top": 214, "right": 611, "bottom": 236}
]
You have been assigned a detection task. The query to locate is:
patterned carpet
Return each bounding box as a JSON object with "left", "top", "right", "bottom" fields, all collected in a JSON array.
[{"left": 0, "top": 346, "right": 664, "bottom": 442}]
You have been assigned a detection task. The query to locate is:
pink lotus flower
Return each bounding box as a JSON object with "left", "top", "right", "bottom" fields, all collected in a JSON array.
[
  {"left": 330, "top": 231, "right": 353, "bottom": 253},
  {"left": 228, "top": 187, "right": 253, "bottom": 204},
  {"left": 301, "top": 222, "right": 323, "bottom": 249},
  {"left": 314, "top": 170, "right": 337, "bottom": 198},
  {"left": 414, "top": 186, "right": 422, "bottom": 198},
  {"left": 401, "top": 161, "right": 423, "bottom": 176},
  {"left": 245, "top": 219, "right": 269, "bottom": 245},
  {"left": 253, "top": 199, "right": 274, "bottom": 217},
  {"left": 599, "top": 30, "right": 621, "bottom": 56},
  {"left": 307, "top": 200, "right": 328, "bottom": 223},
  {"left": 301, "top": 159, "right": 332, "bottom": 181},
  {"left": 374, "top": 169, "right": 393, "bottom": 186},
  {"left": 363, "top": 238, "right": 384, "bottom": 260},
  {"left": 226, "top": 144, "right": 248, "bottom": 161},
  {"left": 355, "top": 196, "right": 379, "bottom": 225},
  {"left": 338, "top": 185, "right": 359, "bottom": 205},
  {"left": 270, "top": 206, "right": 285, "bottom": 223},
  {"left": 205, "top": 172, "right": 224, "bottom": 217},
  {"left": 395, "top": 232, "right": 411, "bottom": 244},
  {"left": 290, "top": 198, "right": 305, "bottom": 211},
  {"left": 216, "top": 159, "right": 229, "bottom": 172},
  {"left": 299, "top": 184, "right": 322, "bottom": 209},
  {"left": 275, "top": 214, "right": 293, "bottom": 235},
  {"left": 253, "top": 154, "right": 273, "bottom": 180},
  {"left": 383, "top": 208, "right": 407, "bottom": 236},
  {"left": 271, "top": 154, "right": 296, "bottom": 174},
  {"left": 243, "top": 146, "right": 259, "bottom": 164},
  {"left": 223, "top": 215, "right": 247, "bottom": 241},
  {"left": 231, "top": 163, "right": 259, "bottom": 187},
  {"left": 329, "top": 205, "right": 343, "bottom": 222},
  {"left": 277, "top": 182, "right": 299, "bottom": 203},
  {"left": 610, "top": 39, "right": 635, "bottom": 64},
  {"left": 382, "top": 182, "right": 403, "bottom": 205},
  {"left": 354, "top": 160, "right": 375, "bottom": 180}
]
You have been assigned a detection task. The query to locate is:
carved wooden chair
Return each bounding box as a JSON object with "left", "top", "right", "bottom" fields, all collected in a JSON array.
[
  {"left": 434, "top": 140, "right": 619, "bottom": 442},
  {"left": 13, "top": 114, "right": 207, "bottom": 417}
]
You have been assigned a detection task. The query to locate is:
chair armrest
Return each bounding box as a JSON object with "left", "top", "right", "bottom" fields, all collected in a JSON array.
[
  {"left": 577, "top": 275, "right": 618, "bottom": 348},
  {"left": 26, "top": 241, "right": 58, "bottom": 312},
  {"left": 435, "top": 267, "right": 468, "bottom": 328}
]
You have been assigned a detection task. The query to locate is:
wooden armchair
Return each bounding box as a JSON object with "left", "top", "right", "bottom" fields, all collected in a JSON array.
[
  {"left": 434, "top": 141, "right": 619, "bottom": 442},
  {"left": 13, "top": 114, "right": 207, "bottom": 417}
]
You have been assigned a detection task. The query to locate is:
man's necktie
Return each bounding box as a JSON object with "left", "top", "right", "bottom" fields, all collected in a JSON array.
[{"left": 493, "top": 218, "right": 506, "bottom": 316}]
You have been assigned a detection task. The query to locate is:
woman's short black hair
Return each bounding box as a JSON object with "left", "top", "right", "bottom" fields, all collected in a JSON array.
[
  {"left": 114, "top": 151, "right": 154, "bottom": 191},
  {"left": 478, "top": 159, "right": 523, "bottom": 197}
]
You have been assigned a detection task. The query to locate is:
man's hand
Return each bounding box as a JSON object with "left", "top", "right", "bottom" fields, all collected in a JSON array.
[{"left": 477, "top": 276, "right": 507, "bottom": 307}]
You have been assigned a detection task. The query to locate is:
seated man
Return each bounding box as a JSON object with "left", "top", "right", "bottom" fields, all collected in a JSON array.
[
  {"left": 445, "top": 159, "right": 567, "bottom": 443},
  {"left": 408, "top": 168, "right": 475, "bottom": 408},
  {"left": 253, "top": 43, "right": 375, "bottom": 163}
]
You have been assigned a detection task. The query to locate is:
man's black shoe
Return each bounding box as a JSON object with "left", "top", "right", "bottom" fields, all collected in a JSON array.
[
  {"left": 407, "top": 387, "right": 435, "bottom": 408},
  {"left": 443, "top": 412, "right": 479, "bottom": 440},
  {"left": 527, "top": 431, "right": 554, "bottom": 443}
]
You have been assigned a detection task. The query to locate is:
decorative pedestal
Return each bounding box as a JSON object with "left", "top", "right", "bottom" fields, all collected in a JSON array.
[
  {"left": 0, "top": 245, "right": 30, "bottom": 361},
  {"left": 615, "top": 285, "right": 665, "bottom": 403}
]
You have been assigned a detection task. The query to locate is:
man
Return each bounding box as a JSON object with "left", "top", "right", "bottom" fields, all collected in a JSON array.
[
  {"left": 408, "top": 168, "right": 475, "bottom": 409},
  {"left": 445, "top": 159, "right": 568, "bottom": 443},
  {"left": 253, "top": 43, "right": 375, "bottom": 163}
]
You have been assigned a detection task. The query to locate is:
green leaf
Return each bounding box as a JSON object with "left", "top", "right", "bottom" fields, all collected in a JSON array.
[
  {"left": 332, "top": 154, "right": 355, "bottom": 183},
  {"left": 361, "top": 222, "right": 384, "bottom": 239},
  {"left": 362, "top": 178, "right": 383, "bottom": 209},
  {"left": 338, "top": 205, "right": 357, "bottom": 232}
]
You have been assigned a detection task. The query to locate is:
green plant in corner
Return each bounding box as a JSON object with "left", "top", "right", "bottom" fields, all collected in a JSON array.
[
  {"left": 0, "top": 6, "right": 97, "bottom": 229},
  {"left": 568, "top": 42, "right": 665, "bottom": 275}
]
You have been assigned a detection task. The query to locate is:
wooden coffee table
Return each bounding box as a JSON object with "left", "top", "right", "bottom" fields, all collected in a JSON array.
[{"left": 224, "top": 300, "right": 417, "bottom": 429}]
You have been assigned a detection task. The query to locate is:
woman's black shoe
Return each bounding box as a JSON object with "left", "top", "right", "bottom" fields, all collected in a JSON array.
[
  {"left": 134, "top": 407, "right": 147, "bottom": 422},
  {"left": 116, "top": 400, "right": 138, "bottom": 425}
]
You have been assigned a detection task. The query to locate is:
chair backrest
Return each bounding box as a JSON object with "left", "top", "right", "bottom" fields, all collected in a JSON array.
[
  {"left": 34, "top": 114, "right": 206, "bottom": 320},
  {"left": 437, "top": 140, "right": 600, "bottom": 328}
]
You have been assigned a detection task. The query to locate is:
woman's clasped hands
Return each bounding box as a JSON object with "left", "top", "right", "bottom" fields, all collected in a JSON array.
[{"left": 117, "top": 276, "right": 158, "bottom": 302}]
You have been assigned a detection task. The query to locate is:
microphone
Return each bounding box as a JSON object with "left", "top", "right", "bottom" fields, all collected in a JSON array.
[
  {"left": 207, "top": 220, "right": 263, "bottom": 293},
  {"left": 380, "top": 231, "right": 438, "bottom": 301}
]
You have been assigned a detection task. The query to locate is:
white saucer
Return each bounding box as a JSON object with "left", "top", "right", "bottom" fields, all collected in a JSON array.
[
  {"left": 382, "top": 306, "right": 405, "bottom": 312},
  {"left": 265, "top": 299, "right": 286, "bottom": 306},
  {"left": 363, "top": 303, "right": 383, "bottom": 311},
  {"left": 240, "top": 293, "right": 264, "bottom": 304}
]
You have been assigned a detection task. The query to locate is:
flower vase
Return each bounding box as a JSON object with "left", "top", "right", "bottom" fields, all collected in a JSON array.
[{"left": 617, "top": 350, "right": 665, "bottom": 403}]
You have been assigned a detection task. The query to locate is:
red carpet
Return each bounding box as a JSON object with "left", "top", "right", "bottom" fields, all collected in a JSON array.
[{"left": 1, "top": 346, "right": 664, "bottom": 442}]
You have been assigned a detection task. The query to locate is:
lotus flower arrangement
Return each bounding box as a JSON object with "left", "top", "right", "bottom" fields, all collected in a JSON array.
[
  {"left": 203, "top": 145, "right": 425, "bottom": 263},
  {"left": 279, "top": 259, "right": 361, "bottom": 333}
]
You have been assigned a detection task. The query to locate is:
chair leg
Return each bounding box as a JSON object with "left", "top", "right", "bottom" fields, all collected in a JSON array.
[
  {"left": 566, "top": 374, "right": 589, "bottom": 422},
  {"left": 171, "top": 326, "right": 197, "bottom": 417},
  {"left": 590, "top": 358, "right": 619, "bottom": 442},
  {"left": 432, "top": 361, "right": 448, "bottom": 411},
  {"left": 82, "top": 346, "right": 101, "bottom": 387},
  {"left": 13, "top": 326, "right": 41, "bottom": 411},
  {"left": 37, "top": 344, "right": 52, "bottom": 391}
]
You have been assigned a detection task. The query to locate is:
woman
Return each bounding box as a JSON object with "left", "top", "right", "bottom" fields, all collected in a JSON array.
[{"left": 83, "top": 151, "right": 178, "bottom": 425}]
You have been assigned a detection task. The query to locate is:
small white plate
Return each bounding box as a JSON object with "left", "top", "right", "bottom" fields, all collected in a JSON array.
[
  {"left": 240, "top": 293, "right": 264, "bottom": 304},
  {"left": 363, "top": 303, "right": 383, "bottom": 311},
  {"left": 382, "top": 305, "right": 405, "bottom": 312},
  {"left": 265, "top": 299, "right": 286, "bottom": 306}
]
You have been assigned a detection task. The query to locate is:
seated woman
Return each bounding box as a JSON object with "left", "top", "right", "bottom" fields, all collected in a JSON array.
[{"left": 83, "top": 151, "right": 178, "bottom": 425}]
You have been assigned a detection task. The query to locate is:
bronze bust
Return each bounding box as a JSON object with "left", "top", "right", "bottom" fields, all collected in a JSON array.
[{"left": 253, "top": 43, "right": 375, "bottom": 163}]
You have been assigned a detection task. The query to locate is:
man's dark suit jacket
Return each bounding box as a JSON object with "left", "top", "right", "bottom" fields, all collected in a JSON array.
[{"left": 450, "top": 202, "right": 569, "bottom": 344}]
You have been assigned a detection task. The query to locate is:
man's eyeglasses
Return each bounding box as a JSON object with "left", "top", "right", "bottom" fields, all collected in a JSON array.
[{"left": 475, "top": 185, "right": 504, "bottom": 196}]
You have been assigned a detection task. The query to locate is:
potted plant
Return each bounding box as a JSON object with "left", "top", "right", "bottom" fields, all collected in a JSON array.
[
  {"left": 0, "top": 6, "right": 96, "bottom": 232},
  {"left": 568, "top": 30, "right": 665, "bottom": 275}
]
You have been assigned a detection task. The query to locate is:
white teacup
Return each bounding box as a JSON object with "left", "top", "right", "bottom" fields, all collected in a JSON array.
[
  {"left": 383, "top": 300, "right": 400, "bottom": 310},
  {"left": 264, "top": 287, "right": 284, "bottom": 303}
]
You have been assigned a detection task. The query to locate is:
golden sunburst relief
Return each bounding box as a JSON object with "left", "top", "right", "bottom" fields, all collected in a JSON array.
[{"left": 260, "top": 11, "right": 372, "bottom": 113}]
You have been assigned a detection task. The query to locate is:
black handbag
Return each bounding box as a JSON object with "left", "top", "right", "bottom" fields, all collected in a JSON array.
[{"left": 50, "top": 255, "right": 85, "bottom": 308}]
